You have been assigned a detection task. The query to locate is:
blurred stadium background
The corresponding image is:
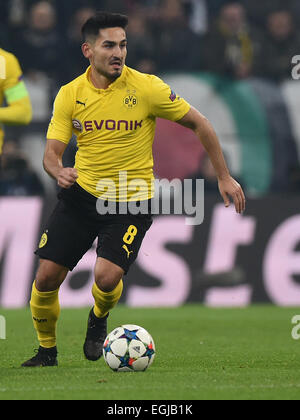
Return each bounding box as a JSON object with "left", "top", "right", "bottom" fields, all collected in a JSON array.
[{"left": 1, "top": 0, "right": 300, "bottom": 309}]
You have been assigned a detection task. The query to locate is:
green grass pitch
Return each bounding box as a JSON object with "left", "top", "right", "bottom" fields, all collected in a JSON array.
[{"left": 0, "top": 305, "right": 300, "bottom": 400}]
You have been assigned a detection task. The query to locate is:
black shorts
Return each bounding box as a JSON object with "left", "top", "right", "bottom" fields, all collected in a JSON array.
[{"left": 35, "top": 183, "right": 153, "bottom": 273}]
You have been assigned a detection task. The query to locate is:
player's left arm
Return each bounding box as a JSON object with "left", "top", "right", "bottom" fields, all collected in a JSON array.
[
  {"left": 177, "top": 106, "right": 246, "bottom": 214},
  {"left": 0, "top": 53, "right": 32, "bottom": 126},
  {"left": 0, "top": 95, "right": 32, "bottom": 125}
]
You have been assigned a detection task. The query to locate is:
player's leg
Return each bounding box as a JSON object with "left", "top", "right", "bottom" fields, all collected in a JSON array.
[
  {"left": 83, "top": 258, "right": 124, "bottom": 361},
  {"left": 22, "top": 260, "right": 69, "bottom": 367},
  {"left": 31, "top": 260, "right": 68, "bottom": 350},
  {"left": 83, "top": 209, "right": 153, "bottom": 361},
  {"left": 93, "top": 257, "right": 124, "bottom": 315},
  {"left": 22, "top": 193, "right": 97, "bottom": 367}
]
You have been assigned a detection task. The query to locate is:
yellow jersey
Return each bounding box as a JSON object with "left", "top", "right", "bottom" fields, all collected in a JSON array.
[
  {"left": 0, "top": 48, "right": 32, "bottom": 154},
  {"left": 47, "top": 65, "right": 191, "bottom": 201}
]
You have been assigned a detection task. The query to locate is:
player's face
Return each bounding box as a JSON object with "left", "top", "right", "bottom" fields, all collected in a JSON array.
[{"left": 86, "top": 27, "right": 127, "bottom": 81}]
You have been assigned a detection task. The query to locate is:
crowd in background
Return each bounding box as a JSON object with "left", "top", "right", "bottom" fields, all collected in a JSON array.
[
  {"left": 1, "top": 0, "right": 299, "bottom": 83},
  {"left": 1, "top": 0, "right": 300, "bottom": 197}
]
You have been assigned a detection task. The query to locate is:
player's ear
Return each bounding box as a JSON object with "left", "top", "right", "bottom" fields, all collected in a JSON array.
[{"left": 82, "top": 42, "right": 92, "bottom": 59}]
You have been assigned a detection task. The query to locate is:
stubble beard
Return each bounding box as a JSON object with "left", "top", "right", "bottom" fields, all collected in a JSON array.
[{"left": 96, "top": 65, "right": 123, "bottom": 82}]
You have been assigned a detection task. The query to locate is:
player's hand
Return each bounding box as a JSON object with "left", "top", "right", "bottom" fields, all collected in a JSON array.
[
  {"left": 218, "top": 176, "right": 246, "bottom": 214},
  {"left": 57, "top": 168, "right": 78, "bottom": 189}
]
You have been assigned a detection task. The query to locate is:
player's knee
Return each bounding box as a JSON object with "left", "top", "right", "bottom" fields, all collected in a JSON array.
[
  {"left": 94, "top": 259, "right": 124, "bottom": 293},
  {"left": 35, "top": 273, "right": 58, "bottom": 292},
  {"left": 95, "top": 271, "right": 122, "bottom": 293},
  {"left": 35, "top": 260, "right": 68, "bottom": 292}
]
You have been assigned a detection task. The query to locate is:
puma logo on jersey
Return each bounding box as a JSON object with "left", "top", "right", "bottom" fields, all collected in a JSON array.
[
  {"left": 76, "top": 100, "right": 86, "bottom": 106},
  {"left": 122, "top": 245, "right": 133, "bottom": 259}
]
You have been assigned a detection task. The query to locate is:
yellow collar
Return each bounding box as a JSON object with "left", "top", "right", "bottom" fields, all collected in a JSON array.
[{"left": 85, "top": 65, "right": 127, "bottom": 93}]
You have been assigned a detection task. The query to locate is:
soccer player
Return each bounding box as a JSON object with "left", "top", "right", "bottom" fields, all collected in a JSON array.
[
  {"left": 22, "top": 12, "right": 245, "bottom": 367},
  {"left": 0, "top": 48, "right": 32, "bottom": 159}
]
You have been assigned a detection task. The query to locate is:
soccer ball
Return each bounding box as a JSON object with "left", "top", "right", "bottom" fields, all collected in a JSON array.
[{"left": 103, "top": 324, "right": 156, "bottom": 372}]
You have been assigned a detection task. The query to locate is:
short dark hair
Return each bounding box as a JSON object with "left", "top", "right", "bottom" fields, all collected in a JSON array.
[{"left": 82, "top": 11, "right": 128, "bottom": 42}]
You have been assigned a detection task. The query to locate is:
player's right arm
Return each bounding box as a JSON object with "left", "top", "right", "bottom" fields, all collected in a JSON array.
[
  {"left": 45, "top": 86, "right": 77, "bottom": 188},
  {"left": 43, "top": 139, "right": 78, "bottom": 189}
]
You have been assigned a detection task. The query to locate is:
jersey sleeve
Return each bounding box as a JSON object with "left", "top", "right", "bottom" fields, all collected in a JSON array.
[
  {"left": 47, "top": 86, "right": 73, "bottom": 144},
  {"left": 148, "top": 75, "right": 191, "bottom": 121},
  {"left": 2, "top": 53, "right": 22, "bottom": 90},
  {"left": 2, "top": 53, "right": 30, "bottom": 104}
]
